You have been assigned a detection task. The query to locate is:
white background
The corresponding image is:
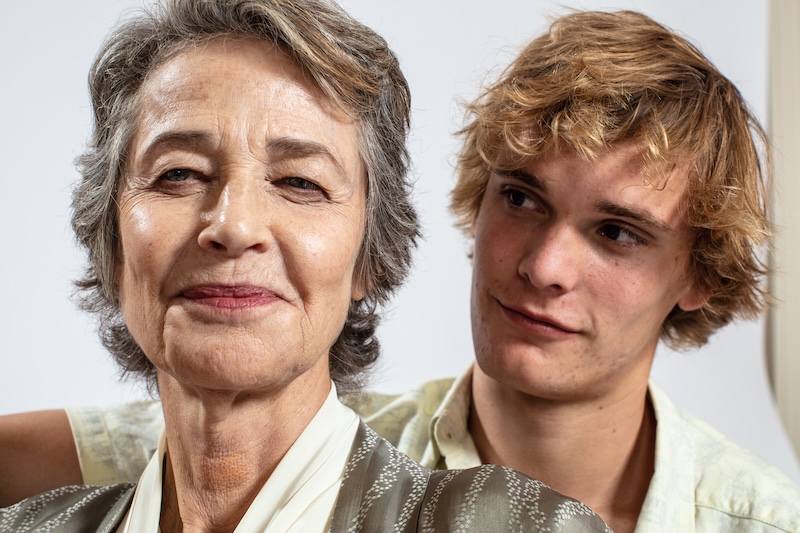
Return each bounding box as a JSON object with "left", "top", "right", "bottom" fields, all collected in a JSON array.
[{"left": 2, "top": 0, "right": 798, "bottom": 481}]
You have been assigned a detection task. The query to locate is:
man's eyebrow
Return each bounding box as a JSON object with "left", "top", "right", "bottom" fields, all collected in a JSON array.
[
  {"left": 494, "top": 169, "right": 547, "bottom": 192},
  {"left": 596, "top": 200, "right": 674, "bottom": 234},
  {"left": 266, "top": 137, "right": 347, "bottom": 175}
]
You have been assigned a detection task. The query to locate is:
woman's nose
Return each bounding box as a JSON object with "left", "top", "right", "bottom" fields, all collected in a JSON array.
[
  {"left": 197, "top": 180, "right": 270, "bottom": 256},
  {"left": 518, "top": 225, "right": 581, "bottom": 293}
]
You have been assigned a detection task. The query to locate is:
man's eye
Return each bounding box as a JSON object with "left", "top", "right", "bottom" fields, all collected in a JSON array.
[
  {"left": 503, "top": 188, "right": 536, "bottom": 210},
  {"left": 599, "top": 224, "right": 646, "bottom": 245},
  {"left": 507, "top": 189, "right": 527, "bottom": 206},
  {"left": 159, "top": 169, "right": 196, "bottom": 182}
]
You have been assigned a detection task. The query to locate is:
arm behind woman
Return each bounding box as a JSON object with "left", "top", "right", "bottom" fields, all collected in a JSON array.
[
  {"left": 0, "top": 409, "right": 82, "bottom": 506},
  {"left": 0, "top": 400, "right": 165, "bottom": 506}
]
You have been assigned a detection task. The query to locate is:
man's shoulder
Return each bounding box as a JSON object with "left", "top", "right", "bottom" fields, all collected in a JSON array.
[
  {"left": 340, "top": 377, "right": 456, "bottom": 446},
  {"left": 683, "top": 410, "right": 800, "bottom": 531},
  {"left": 342, "top": 376, "right": 457, "bottom": 417},
  {"left": 652, "top": 385, "right": 800, "bottom": 532},
  {"left": 68, "top": 400, "right": 164, "bottom": 485},
  {"left": 0, "top": 484, "right": 134, "bottom": 532}
]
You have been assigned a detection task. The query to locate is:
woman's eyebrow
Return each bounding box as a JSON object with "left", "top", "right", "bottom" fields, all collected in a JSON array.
[
  {"left": 266, "top": 137, "right": 347, "bottom": 176},
  {"left": 136, "top": 130, "right": 215, "bottom": 165},
  {"left": 148, "top": 130, "right": 214, "bottom": 149},
  {"left": 136, "top": 132, "right": 350, "bottom": 175}
]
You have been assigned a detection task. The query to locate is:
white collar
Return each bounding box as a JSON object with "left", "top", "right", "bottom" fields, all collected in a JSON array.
[{"left": 116, "top": 383, "right": 359, "bottom": 533}]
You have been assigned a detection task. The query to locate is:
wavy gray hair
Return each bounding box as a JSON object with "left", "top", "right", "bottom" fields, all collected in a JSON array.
[{"left": 72, "top": 0, "right": 419, "bottom": 393}]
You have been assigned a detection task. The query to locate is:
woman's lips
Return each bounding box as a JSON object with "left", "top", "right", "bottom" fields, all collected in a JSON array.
[{"left": 181, "top": 285, "right": 282, "bottom": 309}]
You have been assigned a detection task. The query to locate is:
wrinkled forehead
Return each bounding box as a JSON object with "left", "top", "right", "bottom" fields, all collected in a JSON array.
[
  {"left": 134, "top": 37, "right": 351, "bottom": 123},
  {"left": 123, "top": 36, "right": 367, "bottom": 177}
]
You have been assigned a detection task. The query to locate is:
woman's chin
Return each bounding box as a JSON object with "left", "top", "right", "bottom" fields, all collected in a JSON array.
[{"left": 155, "top": 349, "right": 327, "bottom": 398}]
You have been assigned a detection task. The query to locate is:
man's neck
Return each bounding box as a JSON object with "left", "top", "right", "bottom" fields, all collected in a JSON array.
[{"left": 469, "top": 365, "right": 655, "bottom": 533}]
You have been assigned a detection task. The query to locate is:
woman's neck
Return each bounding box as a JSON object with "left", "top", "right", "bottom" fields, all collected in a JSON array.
[{"left": 156, "top": 369, "right": 331, "bottom": 533}]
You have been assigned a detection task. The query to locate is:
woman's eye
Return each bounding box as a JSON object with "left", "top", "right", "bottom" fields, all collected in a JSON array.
[
  {"left": 282, "top": 177, "right": 320, "bottom": 191},
  {"left": 599, "top": 223, "right": 647, "bottom": 245},
  {"left": 159, "top": 168, "right": 197, "bottom": 182},
  {"left": 276, "top": 177, "right": 328, "bottom": 201}
]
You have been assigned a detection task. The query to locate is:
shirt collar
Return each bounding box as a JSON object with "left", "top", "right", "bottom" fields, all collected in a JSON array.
[
  {"left": 635, "top": 380, "right": 696, "bottom": 531},
  {"left": 422, "top": 370, "right": 698, "bottom": 530},
  {"left": 117, "top": 383, "right": 359, "bottom": 533},
  {"left": 424, "top": 364, "right": 482, "bottom": 470}
]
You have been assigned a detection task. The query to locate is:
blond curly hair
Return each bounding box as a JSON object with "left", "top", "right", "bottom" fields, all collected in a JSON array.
[{"left": 452, "top": 10, "right": 770, "bottom": 348}]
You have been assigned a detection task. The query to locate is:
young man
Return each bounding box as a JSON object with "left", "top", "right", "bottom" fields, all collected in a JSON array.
[
  {"left": 366, "top": 11, "right": 800, "bottom": 531},
  {"left": 2, "top": 9, "right": 799, "bottom": 533}
]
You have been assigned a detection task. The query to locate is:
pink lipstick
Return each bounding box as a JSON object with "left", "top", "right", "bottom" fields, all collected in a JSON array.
[{"left": 181, "top": 285, "right": 281, "bottom": 309}]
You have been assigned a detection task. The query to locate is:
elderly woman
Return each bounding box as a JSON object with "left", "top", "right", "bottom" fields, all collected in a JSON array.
[{"left": 0, "top": 0, "right": 610, "bottom": 531}]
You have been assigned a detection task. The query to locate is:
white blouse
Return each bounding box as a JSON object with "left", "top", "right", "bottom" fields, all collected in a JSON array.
[{"left": 116, "top": 384, "right": 359, "bottom": 533}]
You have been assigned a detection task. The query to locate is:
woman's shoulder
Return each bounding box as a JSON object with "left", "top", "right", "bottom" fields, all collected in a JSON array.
[
  {"left": 0, "top": 484, "right": 134, "bottom": 533},
  {"left": 423, "top": 464, "right": 611, "bottom": 532},
  {"left": 332, "top": 422, "right": 610, "bottom": 532}
]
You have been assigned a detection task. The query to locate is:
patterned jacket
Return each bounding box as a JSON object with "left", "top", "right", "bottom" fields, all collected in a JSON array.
[{"left": 0, "top": 423, "right": 610, "bottom": 532}]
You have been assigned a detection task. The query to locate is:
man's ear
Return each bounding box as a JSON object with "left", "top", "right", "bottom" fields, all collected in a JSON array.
[
  {"left": 468, "top": 212, "right": 479, "bottom": 237},
  {"left": 677, "top": 282, "right": 708, "bottom": 312}
]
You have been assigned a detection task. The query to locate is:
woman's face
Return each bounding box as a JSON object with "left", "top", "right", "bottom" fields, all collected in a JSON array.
[{"left": 117, "top": 38, "right": 366, "bottom": 394}]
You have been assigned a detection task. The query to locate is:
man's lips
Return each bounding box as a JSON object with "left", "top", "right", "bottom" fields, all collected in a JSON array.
[
  {"left": 498, "top": 301, "right": 579, "bottom": 335},
  {"left": 181, "top": 285, "right": 282, "bottom": 309}
]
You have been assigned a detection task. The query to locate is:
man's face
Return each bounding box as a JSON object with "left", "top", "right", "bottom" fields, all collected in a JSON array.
[{"left": 470, "top": 145, "right": 705, "bottom": 402}]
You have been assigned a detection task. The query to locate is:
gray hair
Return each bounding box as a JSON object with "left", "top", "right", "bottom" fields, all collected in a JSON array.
[{"left": 72, "top": 0, "right": 419, "bottom": 393}]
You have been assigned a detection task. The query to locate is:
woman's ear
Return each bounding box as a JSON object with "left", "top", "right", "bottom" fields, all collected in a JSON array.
[
  {"left": 350, "top": 261, "right": 371, "bottom": 302},
  {"left": 351, "top": 278, "right": 368, "bottom": 302}
]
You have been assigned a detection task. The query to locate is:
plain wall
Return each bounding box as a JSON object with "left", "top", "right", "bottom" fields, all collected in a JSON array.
[{"left": 2, "top": 0, "right": 797, "bottom": 482}]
